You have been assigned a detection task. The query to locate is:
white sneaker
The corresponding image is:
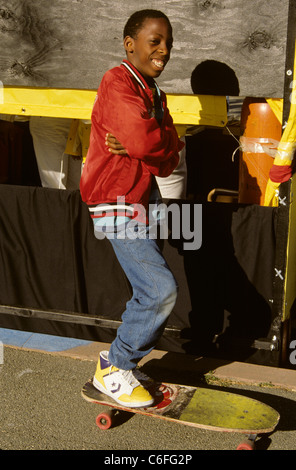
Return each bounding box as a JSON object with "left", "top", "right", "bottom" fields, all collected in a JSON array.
[{"left": 93, "top": 351, "right": 154, "bottom": 408}]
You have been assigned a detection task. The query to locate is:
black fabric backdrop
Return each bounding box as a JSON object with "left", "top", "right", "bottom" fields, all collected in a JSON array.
[
  {"left": 0, "top": 185, "right": 131, "bottom": 317},
  {"left": 0, "top": 184, "right": 278, "bottom": 362}
]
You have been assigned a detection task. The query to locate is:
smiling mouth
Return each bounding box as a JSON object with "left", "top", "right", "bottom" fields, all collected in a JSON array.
[{"left": 151, "top": 58, "right": 166, "bottom": 69}]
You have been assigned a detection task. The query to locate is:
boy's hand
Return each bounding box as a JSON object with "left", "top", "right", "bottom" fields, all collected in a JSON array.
[{"left": 105, "top": 133, "right": 127, "bottom": 155}]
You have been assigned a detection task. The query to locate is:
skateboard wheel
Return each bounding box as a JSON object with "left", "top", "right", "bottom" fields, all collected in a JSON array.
[
  {"left": 96, "top": 410, "right": 114, "bottom": 430},
  {"left": 237, "top": 439, "right": 255, "bottom": 450}
]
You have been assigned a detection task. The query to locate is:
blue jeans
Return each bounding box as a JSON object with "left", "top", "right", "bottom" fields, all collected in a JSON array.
[{"left": 106, "top": 230, "right": 178, "bottom": 370}]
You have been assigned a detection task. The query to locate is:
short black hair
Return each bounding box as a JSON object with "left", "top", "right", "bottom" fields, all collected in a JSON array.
[{"left": 123, "top": 9, "right": 172, "bottom": 39}]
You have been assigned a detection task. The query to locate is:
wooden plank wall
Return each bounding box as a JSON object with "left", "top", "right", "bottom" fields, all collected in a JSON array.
[{"left": 0, "top": 0, "right": 289, "bottom": 97}]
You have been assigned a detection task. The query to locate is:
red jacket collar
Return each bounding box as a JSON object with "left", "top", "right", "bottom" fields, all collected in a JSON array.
[{"left": 121, "top": 60, "right": 155, "bottom": 90}]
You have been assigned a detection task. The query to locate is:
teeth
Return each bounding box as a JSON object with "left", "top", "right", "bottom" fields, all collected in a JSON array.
[{"left": 152, "top": 59, "right": 164, "bottom": 68}]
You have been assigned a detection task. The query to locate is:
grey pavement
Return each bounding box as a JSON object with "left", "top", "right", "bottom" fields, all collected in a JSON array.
[{"left": 1, "top": 336, "right": 296, "bottom": 452}]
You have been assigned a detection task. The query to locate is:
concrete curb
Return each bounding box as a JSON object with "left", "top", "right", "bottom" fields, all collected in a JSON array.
[{"left": 9, "top": 338, "right": 296, "bottom": 392}]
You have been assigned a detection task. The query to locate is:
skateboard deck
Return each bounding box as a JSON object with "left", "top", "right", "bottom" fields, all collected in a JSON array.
[{"left": 81, "top": 378, "right": 280, "bottom": 449}]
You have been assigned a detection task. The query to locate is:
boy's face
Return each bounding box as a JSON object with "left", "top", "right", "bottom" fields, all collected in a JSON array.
[{"left": 124, "top": 17, "right": 173, "bottom": 80}]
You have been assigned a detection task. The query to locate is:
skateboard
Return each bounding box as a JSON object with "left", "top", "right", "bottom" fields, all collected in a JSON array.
[{"left": 81, "top": 378, "right": 280, "bottom": 450}]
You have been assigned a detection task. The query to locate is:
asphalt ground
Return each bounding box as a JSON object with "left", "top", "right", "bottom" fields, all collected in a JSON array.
[{"left": 1, "top": 330, "right": 296, "bottom": 454}]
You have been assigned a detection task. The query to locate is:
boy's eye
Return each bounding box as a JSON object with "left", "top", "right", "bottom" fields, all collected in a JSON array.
[{"left": 150, "top": 39, "right": 173, "bottom": 50}]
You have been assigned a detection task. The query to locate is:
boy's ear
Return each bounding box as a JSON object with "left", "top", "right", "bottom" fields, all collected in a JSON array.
[{"left": 124, "top": 36, "right": 135, "bottom": 54}]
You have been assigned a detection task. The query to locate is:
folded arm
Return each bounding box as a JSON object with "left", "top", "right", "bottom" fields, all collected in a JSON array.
[{"left": 99, "top": 76, "right": 183, "bottom": 176}]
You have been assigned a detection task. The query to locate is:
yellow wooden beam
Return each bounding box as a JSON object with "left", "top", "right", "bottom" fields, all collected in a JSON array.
[{"left": 0, "top": 87, "right": 227, "bottom": 128}]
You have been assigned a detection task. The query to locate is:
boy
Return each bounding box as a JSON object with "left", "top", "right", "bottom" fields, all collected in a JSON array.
[{"left": 80, "top": 10, "right": 184, "bottom": 407}]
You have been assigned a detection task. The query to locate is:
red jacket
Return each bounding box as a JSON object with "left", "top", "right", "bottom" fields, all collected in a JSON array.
[{"left": 80, "top": 60, "right": 184, "bottom": 213}]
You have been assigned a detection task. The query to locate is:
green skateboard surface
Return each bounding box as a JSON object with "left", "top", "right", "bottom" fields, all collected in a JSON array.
[
  {"left": 179, "top": 388, "right": 279, "bottom": 433},
  {"left": 82, "top": 379, "right": 279, "bottom": 434}
]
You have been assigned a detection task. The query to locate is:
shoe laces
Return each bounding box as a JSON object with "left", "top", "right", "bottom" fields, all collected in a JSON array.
[
  {"left": 109, "top": 366, "right": 140, "bottom": 392},
  {"left": 121, "top": 369, "right": 141, "bottom": 387}
]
